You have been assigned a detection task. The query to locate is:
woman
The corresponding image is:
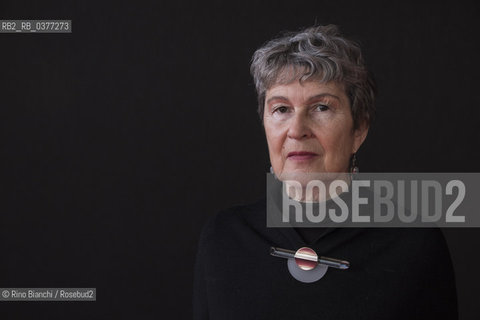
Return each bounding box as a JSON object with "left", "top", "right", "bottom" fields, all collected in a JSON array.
[{"left": 193, "top": 25, "right": 457, "bottom": 319}]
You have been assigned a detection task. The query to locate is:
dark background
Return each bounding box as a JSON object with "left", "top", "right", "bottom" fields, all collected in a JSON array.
[{"left": 1, "top": 0, "right": 479, "bottom": 318}]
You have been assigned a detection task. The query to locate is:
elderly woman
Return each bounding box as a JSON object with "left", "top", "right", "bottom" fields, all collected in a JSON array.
[{"left": 193, "top": 25, "right": 457, "bottom": 319}]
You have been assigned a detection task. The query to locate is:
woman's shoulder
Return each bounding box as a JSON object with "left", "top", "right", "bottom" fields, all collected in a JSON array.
[
  {"left": 360, "top": 227, "right": 453, "bottom": 270},
  {"left": 198, "top": 198, "right": 266, "bottom": 243}
]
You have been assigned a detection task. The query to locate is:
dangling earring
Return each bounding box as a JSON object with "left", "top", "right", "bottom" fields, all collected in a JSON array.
[
  {"left": 270, "top": 166, "right": 279, "bottom": 180},
  {"left": 351, "top": 153, "right": 359, "bottom": 174}
]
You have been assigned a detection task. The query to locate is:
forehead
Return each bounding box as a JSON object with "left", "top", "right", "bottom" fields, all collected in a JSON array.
[{"left": 266, "top": 79, "right": 347, "bottom": 101}]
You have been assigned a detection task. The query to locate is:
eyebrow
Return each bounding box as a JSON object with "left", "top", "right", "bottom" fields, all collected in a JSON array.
[{"left": 266, "top": 93, "right": 341, "bottom": 105}]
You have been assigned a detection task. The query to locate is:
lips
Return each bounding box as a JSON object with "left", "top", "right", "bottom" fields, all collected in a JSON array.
[{"left": 287, "top": 151, "right": 318, "bottom": 160}]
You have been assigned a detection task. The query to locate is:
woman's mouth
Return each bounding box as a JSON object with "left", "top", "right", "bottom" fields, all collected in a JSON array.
[{"left": 287, "top": 151, "right": 319, "bottom": 161}]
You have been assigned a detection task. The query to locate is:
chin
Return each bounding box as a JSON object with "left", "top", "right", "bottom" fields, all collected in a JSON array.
[
  {"left": 280, "top": 169, "right": 350, "bottom": 186},
  {"left": 279, "top": 170, "right": 318, "bottom": 186}
]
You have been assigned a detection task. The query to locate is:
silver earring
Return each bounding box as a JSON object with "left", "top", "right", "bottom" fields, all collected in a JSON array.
[
  {"left": 270, "top": 166, "right": 279, "bottom": 180},
  {"left": 351, "top": 154, "right": 359, "bottom": 174}
]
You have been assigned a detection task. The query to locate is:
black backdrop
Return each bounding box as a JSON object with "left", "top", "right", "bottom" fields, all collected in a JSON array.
[{"left": 1, "top": 0, "right": 479, "bottom": 319}]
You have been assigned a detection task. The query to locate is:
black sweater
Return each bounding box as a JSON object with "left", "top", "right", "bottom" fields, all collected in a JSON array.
[{"left": 193, "top": 198, "right": 458, "bottom": 319}]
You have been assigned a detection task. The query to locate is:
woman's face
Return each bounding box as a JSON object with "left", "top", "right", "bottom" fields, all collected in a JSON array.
[{"left": 263, "top": 79, "right": 368, "bottom": 180}]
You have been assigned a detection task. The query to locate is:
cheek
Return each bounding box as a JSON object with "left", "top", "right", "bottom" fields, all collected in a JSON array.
[
  {"left": 265, "top": 124, "right": 283, "bottom": 151},
  {"left": 322, "top": 126, "right": 355, "bottom": 158},
  {"left": 264, "top": 125, "right": 286, "bottom": 168},
  {"left": 267, "top": 135, "right": 284, "bottom": 160}
]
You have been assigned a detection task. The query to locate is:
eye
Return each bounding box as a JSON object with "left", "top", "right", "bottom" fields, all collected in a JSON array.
[
  {"left": 314, "top": 104, "right": 329, "bottom": 112},
  {"left": 273, "top": 105, "right": 290, "bottom": 114}
]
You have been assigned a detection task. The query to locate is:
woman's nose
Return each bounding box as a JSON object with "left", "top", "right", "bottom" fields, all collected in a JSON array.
[{"left": 287, "top": 113, "right": 313, "bottom": 140}]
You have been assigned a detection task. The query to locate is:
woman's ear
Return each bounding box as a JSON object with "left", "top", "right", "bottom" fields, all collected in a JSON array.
[{"left": 352, "top": 121, "right": 369, "bottom": 153}]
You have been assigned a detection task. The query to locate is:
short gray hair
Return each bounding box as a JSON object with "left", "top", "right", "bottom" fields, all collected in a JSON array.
[{"left": 250, "top": 24, "right": 376, "bottom": 129}]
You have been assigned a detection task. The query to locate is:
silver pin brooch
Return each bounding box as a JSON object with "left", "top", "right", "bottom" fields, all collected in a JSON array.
[{"left": 270, "top": 247, "right": 350, "bottom": 283}]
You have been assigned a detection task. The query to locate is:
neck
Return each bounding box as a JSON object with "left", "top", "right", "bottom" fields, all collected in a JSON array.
[{"left": 283, "top": 172, "right": 352, "bottom": 203}]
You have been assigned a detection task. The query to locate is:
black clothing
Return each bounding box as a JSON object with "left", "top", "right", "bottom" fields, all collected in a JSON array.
[{"left": 193, "top": 198, "right": 458, "bottom": 319}]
